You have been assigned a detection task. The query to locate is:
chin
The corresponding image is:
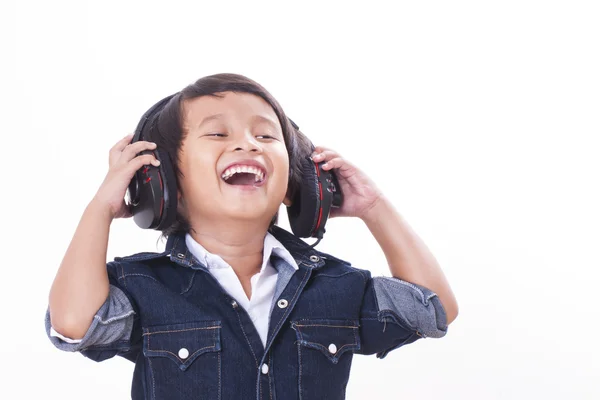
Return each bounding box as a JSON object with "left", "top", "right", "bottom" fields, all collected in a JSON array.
[{"left": 221, "top": 204, "right": 274, "bottom": 223}]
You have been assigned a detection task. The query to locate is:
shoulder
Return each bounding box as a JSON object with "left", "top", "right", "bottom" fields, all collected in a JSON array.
[
  {"left": 108, "top": 250, "right": 195, "bottom": 296},
  {"left": 107, "top": 250, "right": 174, "bottom": 280},
  {"left": 311, "top": 249, "right": 371, "bottom": 283}
]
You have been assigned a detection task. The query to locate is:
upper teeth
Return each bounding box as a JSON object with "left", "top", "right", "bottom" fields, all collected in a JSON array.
[{"left": 221, "top": 165, "right": 265, "bottom": 181}]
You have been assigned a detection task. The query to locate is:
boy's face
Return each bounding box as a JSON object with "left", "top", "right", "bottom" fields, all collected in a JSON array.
[{"left": 177, "top": 91, "right": 290, "bottom": 228}]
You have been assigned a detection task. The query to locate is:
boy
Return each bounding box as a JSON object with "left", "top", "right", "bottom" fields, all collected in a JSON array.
[{"left": 45, "top": 73, "right": 458, "bottom": 399}]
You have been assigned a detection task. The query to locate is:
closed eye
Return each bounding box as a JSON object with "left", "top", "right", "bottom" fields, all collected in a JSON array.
[{"left": 206, "top": 133, "right": 227, "bottom": 137}]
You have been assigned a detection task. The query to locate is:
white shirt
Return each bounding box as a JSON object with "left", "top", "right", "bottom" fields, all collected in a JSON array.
[
  {"left": 185, "top": 232, "right": 299, "bottom": 348},
  {"left": 50, "top": 231, "right": 299, "bottom": 348}
]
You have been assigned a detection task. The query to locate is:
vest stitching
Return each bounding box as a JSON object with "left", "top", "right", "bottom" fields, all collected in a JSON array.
[
  {"left": 147, "top": 341, "right": 156, "bottom": 399},
  {"left": 297, "top": 337, "right": 303, "bottom": 400},
  {"left": 234, "top": 307, "right": 259, "bottom": 368},
  {"left": 143, "top": 326, "right": 219, "bottom": 336},
  {"left": 268, "top": 350, "right": 274, "bottom": 400},
  {"left": 217, "top": 348, "right": 222, "bottom": 400},
  {"left": 266, "top": 268, "right": 310, "bottom": 350},
  {"left": 145, "top": 345, "right": 215, "bottom": 362},
  {"left": 293, "top": 323, "right": 358, "bottom": 329}
]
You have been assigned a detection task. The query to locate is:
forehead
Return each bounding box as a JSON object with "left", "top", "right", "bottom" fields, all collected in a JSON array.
[{"left": 182, "top": 91, "right": 280, "bottom": 131}]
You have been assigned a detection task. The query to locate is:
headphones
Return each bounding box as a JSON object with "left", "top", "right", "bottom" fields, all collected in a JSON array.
[{"left": 126, "top": 94, "right": 342, "bottom": 246}]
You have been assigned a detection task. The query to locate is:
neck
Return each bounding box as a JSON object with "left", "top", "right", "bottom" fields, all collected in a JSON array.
[{"left": 188, "top": 216, "right": 271, "bottom": 278}]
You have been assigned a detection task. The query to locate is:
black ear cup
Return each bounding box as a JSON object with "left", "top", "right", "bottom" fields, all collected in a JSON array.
[
  {"left": 287, "top": 155, "right": 343, "bottom": 240},
  {"left": 287, "top": 156, "right": 321, "bottom": 237},
  {"left": 127, "top": 94, "right": 178, "bottom": 230},
  {"left": 154, "top": 149, "right": 178, "bottom": 230}
]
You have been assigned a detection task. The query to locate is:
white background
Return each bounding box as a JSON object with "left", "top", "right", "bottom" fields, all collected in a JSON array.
[{"left": 1, "top": 1, "right": 599, "bottom": 399}]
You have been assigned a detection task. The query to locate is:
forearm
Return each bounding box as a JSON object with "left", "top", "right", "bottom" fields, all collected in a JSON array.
[
  {"left": 48, "top": 199, "right": 113, "bottom": 338},
  {"left": 362, "top": 196, "right": 458, "bottom": 324}
]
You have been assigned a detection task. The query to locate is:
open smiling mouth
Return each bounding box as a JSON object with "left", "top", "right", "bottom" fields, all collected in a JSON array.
[{"left": 221, "top": 166, "right": 267, "bottom": 187}]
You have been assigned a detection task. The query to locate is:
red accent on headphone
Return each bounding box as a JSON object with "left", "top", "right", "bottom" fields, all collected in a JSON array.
[
  {"left": 158, "top": 169, "right": 164, "bottom": 220},
  {"left": 312, "top": 160, "right": 324, "bottom": 236}
]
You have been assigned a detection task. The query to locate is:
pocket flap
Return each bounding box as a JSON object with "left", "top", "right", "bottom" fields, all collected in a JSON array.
[
  {"left": 291, "top": 319, "right": 360, "bottom": 364},
  {"left": 143, "top": 320, "right": 221, "bottom": 371}
]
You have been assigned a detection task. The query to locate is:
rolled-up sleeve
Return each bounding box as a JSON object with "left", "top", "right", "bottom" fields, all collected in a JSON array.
[
  {"left": 44, "top": 262, "right": 141, "bottom": 363},
  {"left": 356, "top": 270, "right": 449, "bottom": 359},
  {"left": 45, "top": 284, "right": 136, "bottom": 352}
]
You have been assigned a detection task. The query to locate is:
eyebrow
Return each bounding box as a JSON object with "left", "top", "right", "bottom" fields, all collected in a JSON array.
[
  {"left": 250, "top": 115, "right": 279, "bottom": 130},
  {"left": 196, "top": 114, "right": 280, "bottom": 131},
  {"left": 197, "top": 113, "right": 225, "bottom": 130}
]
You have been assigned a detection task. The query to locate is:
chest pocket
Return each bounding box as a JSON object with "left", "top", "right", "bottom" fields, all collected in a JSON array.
[
  {"left": 143, "top": 320, "right": 221, "bottom": 400},
  {"left": 291, "top": 319, "right": 361, "bottom": 400}
]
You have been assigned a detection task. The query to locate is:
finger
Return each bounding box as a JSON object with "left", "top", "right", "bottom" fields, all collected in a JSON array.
[
  {"left": 120, "top": 141, "right": 158, "bottom": 162},
  {"left": 311, "top": 150, "right": 338, "bottom": 162},
  {"left": 321, "top": 157, "right": 347, "bottom": 171},
  {"left": 111, "top": 133, "right": 135, "bottom": 153},
  {"left": 128, "top": 154, "right": 161, "bottom": 171}
]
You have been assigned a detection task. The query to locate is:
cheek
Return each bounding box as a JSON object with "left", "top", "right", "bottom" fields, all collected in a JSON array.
[
  {"left": 275, "top": 156, "right": 290, "bottom": 195},
  {"left": 275, "top": 150, "right": 290, "bottom": 181},
  {"left": 179, "top": 152, "right": 217, "bottom": 196}
]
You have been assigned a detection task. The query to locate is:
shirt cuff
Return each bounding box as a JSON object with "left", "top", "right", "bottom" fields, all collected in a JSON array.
[{"left": 49, "top": 326, "right": 83, "bottom": 344}]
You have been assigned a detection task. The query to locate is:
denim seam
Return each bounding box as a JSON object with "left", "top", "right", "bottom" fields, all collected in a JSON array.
[
  {"left": 293, "top": 323, "right": 358, "bottom": 329},
  {"left": 377, "top": 309, "right": 416, "bottom": 335},
  {"left": 378, "top": 276, "right": 430, "bottom": 305},
  {"left": 268, "top": 351, "right": 275, "bottom": 400},
  {"left": 259, "top": 362, "right": 263, "bottom": 400},
  {"left": 298, "top": 336, "right": 303, "bottom": 400},
  {"left": 292, "top": 321, "right": 358, "bottom": 363},
  {"left": 234, "top": 306, "right": 259, "bottom": 369},
  {"left": 371, "top": 277, "right": 380, "bottom": 314},
  {"left": 148, "top": 355, "right": 156, "bottom": 400},
  {"left": 118, "top": 262, "right": 126, "bottom": 288},
  {"left": 146, "top": 344, "right": 216, "bottom": 363},
  {"left": 297, "top": 324, "right": 304, "bottom": 342},
  {"left": 143, "top": 326, "right": 220, "bottom": 336},
  {"left": 353, "top": 322, "right": 361, "bottom": 353},
  {"left": 180, "top": 270, "right": 197, "bottom": 295},
  {"left": 95, "top": 310, "right": 136, "bottom": 325},
  {"left": 122, "top": 273, "right": 161, "bottom": 284},
  {"left": 217, "top": 350, "right": 222, "bottom": 400},
  {"left": 342, "top": 266, "right": 369, "bottom": 283},
  {"left": 313, "top": 271, "right": 361, "bottom": 279},
  {"left": 301, "top": 342, "right": 356, "bottom": 360},
  {"left": 265, "top": 268, "right": 310, "bottom": 352}
]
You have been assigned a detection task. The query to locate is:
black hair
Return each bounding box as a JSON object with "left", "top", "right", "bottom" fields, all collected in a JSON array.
[{"left": 146, "top": 73, "right": 314, "bottom": 241}]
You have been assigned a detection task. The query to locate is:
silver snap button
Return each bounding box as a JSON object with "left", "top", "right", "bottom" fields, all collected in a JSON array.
[
  {"left": 231, "top": 300, "right": 238, "bottom": 308},
  {"left": 261, "top": 363, "right": 269, "bottom": 374},
  {"left": 328, "top": 343, "right": 337, "bottom": 354},
  {"left": 177, "top": 253, "right": 185, "bottom": 259},
  {"left": 277, "top": 299, "right": 288, "bottom": 309},
  {"left": 309, "top": 255, "right": 320, "bottom": 262},
  {"left": 178, "top": 348, "right": 189, "bottom": 359}
]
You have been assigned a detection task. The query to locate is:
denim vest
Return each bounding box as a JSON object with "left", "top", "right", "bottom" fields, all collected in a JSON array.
[{"left": 45, "top": 225, "right": 448, "bottom": 399}]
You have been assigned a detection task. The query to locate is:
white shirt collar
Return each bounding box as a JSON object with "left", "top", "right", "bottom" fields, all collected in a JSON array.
[{"left": 184, "top": 231, "right": 299, "bottom": 272}]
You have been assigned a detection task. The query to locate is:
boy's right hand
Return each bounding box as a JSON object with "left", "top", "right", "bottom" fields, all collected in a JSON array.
[{"left": 92, "top": 133, "right": 161, "bottom": 220}]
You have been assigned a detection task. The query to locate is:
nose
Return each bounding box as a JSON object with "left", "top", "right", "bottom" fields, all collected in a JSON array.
[{"left": 232, "top": 131, "right": 261, "bottom": 153}]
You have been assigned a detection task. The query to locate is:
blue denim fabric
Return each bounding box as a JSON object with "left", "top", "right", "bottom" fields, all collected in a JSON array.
[{"left": 45, "top": 225, "right": 448, "bottom": 399}]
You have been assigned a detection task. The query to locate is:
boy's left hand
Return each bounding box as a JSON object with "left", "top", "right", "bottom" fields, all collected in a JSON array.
[{"left": 311, "top": 146, "right": 383, "bottom": 220}]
